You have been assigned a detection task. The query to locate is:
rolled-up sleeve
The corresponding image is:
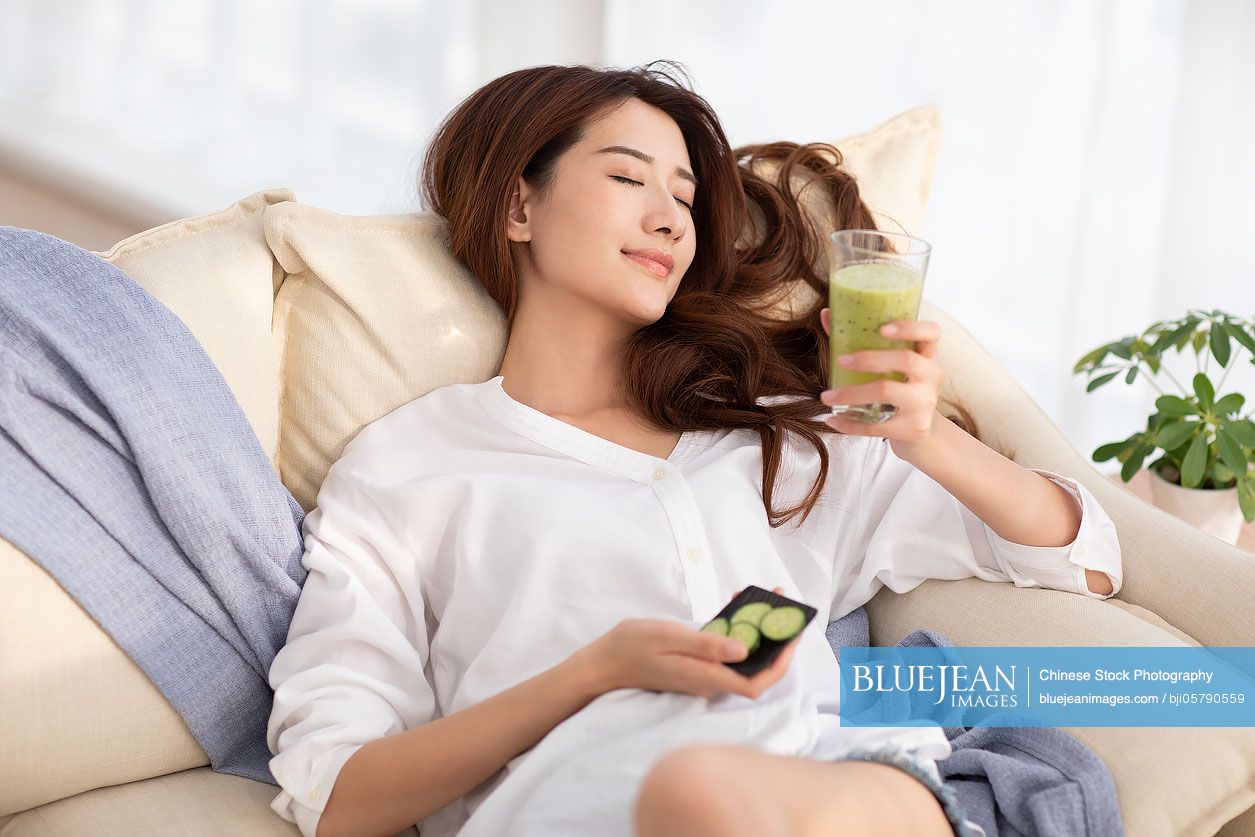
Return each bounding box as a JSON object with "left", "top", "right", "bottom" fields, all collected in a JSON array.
[
  {"left": 830, "top": 436, "right": 1124, "bottom": 620},
  {"left": 981, "top": 466, "right": 1123, "bottom": 600},
  {"left": 266, "top": 462, "right": 437, "bottom": 837}
]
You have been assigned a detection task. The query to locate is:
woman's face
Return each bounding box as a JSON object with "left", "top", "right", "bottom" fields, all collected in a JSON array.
[{"left": 506, "top": 97, "right": 698, "bottom": 331}]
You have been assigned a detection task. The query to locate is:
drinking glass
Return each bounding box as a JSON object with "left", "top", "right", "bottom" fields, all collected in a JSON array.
[{"left": 827, "top": 229, "right": 931, "bottom": 424}]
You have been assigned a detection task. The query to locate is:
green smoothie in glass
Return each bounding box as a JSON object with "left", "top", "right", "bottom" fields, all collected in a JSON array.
[{"left": 828, "top": 261, "right": 924, "bottom": 388}]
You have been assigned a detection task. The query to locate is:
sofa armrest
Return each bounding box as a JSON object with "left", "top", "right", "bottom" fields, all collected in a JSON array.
[{"left": 1083, "top": 474, "right": 1255, "bottom": 647}]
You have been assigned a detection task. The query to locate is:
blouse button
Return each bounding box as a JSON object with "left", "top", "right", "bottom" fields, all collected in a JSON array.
[
  {"left": 686, "top": 546, "right": 702, "bottom": 562},
  {"left": 652, "top": 466, "right": 666, "bottom": 481},
  {"left": 307, "top": 787, "right": 320, "bottom": 802}
]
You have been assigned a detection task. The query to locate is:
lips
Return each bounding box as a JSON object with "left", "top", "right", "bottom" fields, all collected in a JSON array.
[{"left": 622, "top": 249, "right": 674, "bottom": 278}]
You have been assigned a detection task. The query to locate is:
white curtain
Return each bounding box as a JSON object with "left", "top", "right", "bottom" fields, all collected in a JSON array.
[
  {"left": 1, "top": 0, "right": 1251, "bottom": 462},
  {"left": 603, "top": 0, "right": 1255, "bottom": 466}
]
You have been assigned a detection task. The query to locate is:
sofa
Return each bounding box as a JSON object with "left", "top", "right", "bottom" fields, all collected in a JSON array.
[{"left": 2, "top": 105, "right": 1253, "bottom": 837}]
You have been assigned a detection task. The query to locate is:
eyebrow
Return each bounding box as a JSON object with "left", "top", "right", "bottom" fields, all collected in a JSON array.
[{"left": 594, "top": 145, "right": 699, "bottom": 188}]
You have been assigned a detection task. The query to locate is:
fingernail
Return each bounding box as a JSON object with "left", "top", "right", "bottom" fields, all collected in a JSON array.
[
  {"left": 881, "top": 324, "right": 898, "bottom": 336},
  {"left": 725, "top": 641, "right": 747, "bottom": 658},
  {"left": 837, "top": 355, "right": 853, "bottom": 366}
]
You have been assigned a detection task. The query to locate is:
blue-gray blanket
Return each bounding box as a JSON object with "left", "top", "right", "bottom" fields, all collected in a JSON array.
[{"left": 0, "top": 227, "right": 1122, "bottom": 835}]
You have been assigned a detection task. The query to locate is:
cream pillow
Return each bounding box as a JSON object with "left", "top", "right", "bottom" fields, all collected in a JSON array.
[
  {"left": 94, "top": 187, "right": 292, "bottom": 465},
  {"left": 746, "top": 104, "right": 941, "bottom": 320},
  {"left": 267, "top": 105, "right": 941, "bottom": 511}
]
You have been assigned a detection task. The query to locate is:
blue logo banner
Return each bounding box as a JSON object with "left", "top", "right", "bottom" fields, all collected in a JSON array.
[{"left": 839, "top": 646, "right": 1255, "bottom": 727}]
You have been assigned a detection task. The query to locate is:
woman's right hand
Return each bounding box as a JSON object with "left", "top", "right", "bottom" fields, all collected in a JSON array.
[{"left": 574, "top": 587, "right": 802, "bottom": 700}]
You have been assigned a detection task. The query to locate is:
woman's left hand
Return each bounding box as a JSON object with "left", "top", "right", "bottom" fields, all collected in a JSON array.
[{"left": 819, "top": 307, "right": 946, "bottom": 463}]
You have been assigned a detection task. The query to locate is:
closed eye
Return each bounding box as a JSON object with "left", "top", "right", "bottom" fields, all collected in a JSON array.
[{"left": 610, "top": 175, "right": 694, "bottom": 211}]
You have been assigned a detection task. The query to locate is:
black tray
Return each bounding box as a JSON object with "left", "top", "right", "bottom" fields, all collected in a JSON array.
[{"left": 701, "top": 584, "right": 817, "bottom": 677}]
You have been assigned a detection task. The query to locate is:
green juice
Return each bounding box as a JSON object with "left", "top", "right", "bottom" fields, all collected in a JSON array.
[{"left": 828, "top": 261, "right": 924, "bottom": 389}]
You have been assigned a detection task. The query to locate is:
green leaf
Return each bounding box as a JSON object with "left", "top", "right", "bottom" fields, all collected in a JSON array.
[
  {"left": 1193, "top": 373, "right": 1214, "bottom": 411},
  {"left": 1213, "top": 392, "right": 1245, "bottom": 416},
  {"left": 1223, "top": 321, "right": 1255, "bottom": 357},
  {"left": 1155, "top": 420, "right": 1198, "bottom": 451},
  {"left": 1217, "top": 426, "right": 1249, "bottom": 477},
  {"left": 1093, "top": 440, "right": 1134, "bottom": 462},
  {"left": 1192, "top": 330, "right": 1207, "bottom": 354},
  {"left": 1155, "top": 394, "right": 1196, "bottom": 417},
  {"left": 1147, "top": 355, "right": 1161, "bottom": 374},
  {"left": 1072, "top": 345, "right": 1110, "bottom": 374},
  {"left": 1239, "top": 478, "right": 1255, "bottom": 523},
  {"left": 1210, "top": 321, "right": 1231, "bottom": 366},
  {"left": 1150, "top": 331, "right": 1177, "bottom": 354},
  {"left": 1086, "top": 371, "right": 1120, "bottom": 392},
  {"left": 1181, "top": 432, "right": 1208, "bottom": 488},
  {"left": 1225, "top": 419, "right": 1255, "bottom": 448},
  {"left": 1121, "top": 445, "right": 1149, "bottom": 482},
  {"left": 1169, "top": 317, "right": 1199, "bottom": 351},
  {"left": 1214, "top": 460, "right": 1236, "bottom": 484},
  {"left": 1124, "top": 366, "right": 1138, "bottom": 384},
  {"left": 1165, "top": 321, "right": 1196, "bottom": 352}
]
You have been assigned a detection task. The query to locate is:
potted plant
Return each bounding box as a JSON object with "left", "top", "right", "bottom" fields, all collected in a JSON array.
[{"left": 1073, "top": 309, "right": 1255, "bottom": 544}]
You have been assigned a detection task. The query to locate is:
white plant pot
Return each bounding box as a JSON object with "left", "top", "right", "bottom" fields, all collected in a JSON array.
[{"left": 1147, "top": 467, "right": 1245, "bottom": 545}]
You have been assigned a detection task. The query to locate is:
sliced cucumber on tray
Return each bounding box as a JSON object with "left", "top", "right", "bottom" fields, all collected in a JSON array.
[
  {"left": 728, "top": 622, "right": 760, "bottom": 654},
  {"left": 697, "top": 585, "right": 817, "bottom": 677},
  {"left": 700, "top": 617, "right": 730, "bottom": 636},
  {"left": 759, "top": 605, "right": 805, "bottom": 641}
]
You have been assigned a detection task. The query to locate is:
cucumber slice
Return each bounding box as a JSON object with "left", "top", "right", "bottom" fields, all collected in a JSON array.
[
  {"left": 701, "top": 617, "right": 730, "bottom": 636},
  {"left": 759, "top": 605, "right": 806, "bottom": 641},
  {"left": 728, "top": 622, "right": 760, "bottom": 654},
  {"left": 730, "top": 601, "right": 772, "bottom": 627}
]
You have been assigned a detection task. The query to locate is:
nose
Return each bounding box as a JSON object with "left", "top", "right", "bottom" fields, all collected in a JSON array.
[{"left": 648, "top": 195, "right": 687, "bottom": 240}]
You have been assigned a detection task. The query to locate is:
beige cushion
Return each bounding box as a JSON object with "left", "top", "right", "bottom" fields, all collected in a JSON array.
[
  {"left": 0, "top": 537, "right": 206, "bottom": 817},
  {"left": 0, "top": 766, "right": 417, "bottom": 837},
  {"left": 2, "top": 190, "right": 293, "bottom": 816},
  {"left": 266, "top": 104, "right": 941, "bottom": 512},
  {"left": 266, "top": 208, "right": 508, "bottom": 512},
  {"left": 92, "top": 187, "right": 291, "bottom": 467},
  {"left": 867, "top": 577, "right": 1255, "bottom": 837}
]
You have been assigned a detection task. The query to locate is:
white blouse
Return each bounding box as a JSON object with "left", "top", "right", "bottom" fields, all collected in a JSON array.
[{"left": 266, "top": 375, "right": 1123, "bottom": 837}]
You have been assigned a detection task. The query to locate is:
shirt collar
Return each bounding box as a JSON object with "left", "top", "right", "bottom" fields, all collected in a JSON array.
[{"left": 476, "top": 375, "right": 695, "bottom": 483}]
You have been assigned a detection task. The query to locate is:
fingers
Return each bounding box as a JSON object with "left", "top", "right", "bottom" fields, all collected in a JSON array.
[
  {"left": 745, "top": 635, "right": 802, "bottom": 690},
  {"left": 833, "top": 348, "right": 936, "bottom": 381},
  {"left": 659, "top": 655, "right": 749, "bottom": 698},
  {"left": 878, "top": 319, "right": 939, "bottom": 343},
  {"left": 823, "top": 316, "right": 941, "bottom": 364},
  {"left": 821, "top": 378, "right": 913, "bottom": 409},
  {"left": 684, "top": 624, "right": 749, "bottom": 663}
]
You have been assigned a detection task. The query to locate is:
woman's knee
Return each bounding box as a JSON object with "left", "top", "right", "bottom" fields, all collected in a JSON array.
[
  {"left": 634, "top": 745, "right": 954, "bottom": 837},
  {"left": 634, "top": 745, "right": 773, "bottom": 837}
]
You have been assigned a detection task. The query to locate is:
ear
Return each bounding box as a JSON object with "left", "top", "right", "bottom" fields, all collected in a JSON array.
[{"left": 505, "top": 175, "right": 534, "bottom": 243}]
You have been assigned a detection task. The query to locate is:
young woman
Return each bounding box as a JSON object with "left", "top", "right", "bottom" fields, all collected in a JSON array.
[{"left": 266, "top": 61, "right": 1122, "bottom": 837}]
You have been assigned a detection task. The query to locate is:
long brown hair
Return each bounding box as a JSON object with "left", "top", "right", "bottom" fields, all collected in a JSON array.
[{"left": 421, "top": 60, "right": 983, "bottom": 529}]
